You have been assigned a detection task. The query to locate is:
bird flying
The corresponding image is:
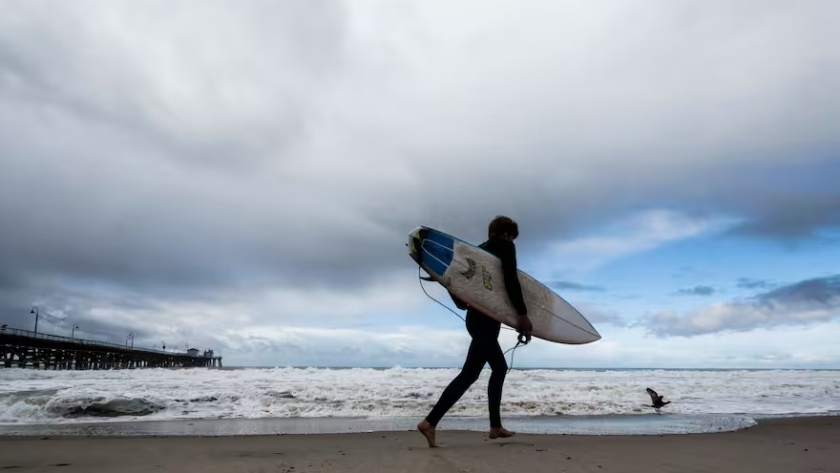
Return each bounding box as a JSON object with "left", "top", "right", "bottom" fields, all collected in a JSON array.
[{"left": 646, "top": 387, "right": 671, "bottom": 414}]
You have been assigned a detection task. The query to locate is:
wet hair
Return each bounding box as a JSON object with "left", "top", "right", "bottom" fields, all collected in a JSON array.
[{"left": 488, "top": 215, "right": 519, "bottom": 240}]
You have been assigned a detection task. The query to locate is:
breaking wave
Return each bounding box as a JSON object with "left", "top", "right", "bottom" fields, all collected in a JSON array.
[{"left": 1, "top": 367, "right": 838, "bottom": 425}]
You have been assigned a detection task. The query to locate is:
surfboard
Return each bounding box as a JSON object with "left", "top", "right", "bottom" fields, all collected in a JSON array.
[{"left": 408, "top": 225, "right": 601, "bottom": 345}]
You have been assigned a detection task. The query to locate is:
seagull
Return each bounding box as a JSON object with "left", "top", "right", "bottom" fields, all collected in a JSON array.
[{"left": 646, "top": 388, "right": 671, "bottom": 414}]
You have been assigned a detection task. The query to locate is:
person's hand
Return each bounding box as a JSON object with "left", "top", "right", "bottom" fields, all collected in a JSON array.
[{"left": 516, "top": 314, "right": 532, "bottom": 344}]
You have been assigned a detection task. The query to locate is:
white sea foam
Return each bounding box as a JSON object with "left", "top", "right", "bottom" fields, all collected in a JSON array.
[{"left": 0, "top": 367, "right": 838, "bottom": 425}]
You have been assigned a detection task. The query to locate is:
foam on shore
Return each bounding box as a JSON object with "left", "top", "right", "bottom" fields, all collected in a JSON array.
[{"left": 0, "top": 413, "right": 760, "bottom": 437}]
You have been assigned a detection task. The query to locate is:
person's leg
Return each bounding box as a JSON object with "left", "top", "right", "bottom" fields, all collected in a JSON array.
[
  {"left": 418, "top": 337, "right": 487, "bottom": 447},
  {"left": 485, "top": 338, "right": 508, "bottom": 428},
  {"left": 485, "top": 338, "right": 515, "bottom": 438},
  {"left": 425, "top": 337, "right": 487, "bottom": 426}
]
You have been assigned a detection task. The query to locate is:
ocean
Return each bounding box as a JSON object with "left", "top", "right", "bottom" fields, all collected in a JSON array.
[{"left": 1, "top": 367, "right": 838, "bottom": 436}]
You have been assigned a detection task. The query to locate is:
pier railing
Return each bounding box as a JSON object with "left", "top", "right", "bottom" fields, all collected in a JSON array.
[{"left": 1, "top": 327, "right": 184, "bottom": 356}]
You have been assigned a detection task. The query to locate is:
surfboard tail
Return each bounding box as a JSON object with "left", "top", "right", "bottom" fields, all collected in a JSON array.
[
  {"left": 407, "top": 227, "right": 425, "bottom": 265},
  {"left": 408, "top": 226, "right": 441, "bottom": 283}
]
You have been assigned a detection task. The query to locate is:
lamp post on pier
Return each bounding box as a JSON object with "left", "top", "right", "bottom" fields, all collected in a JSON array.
[
  {"left": 71, "top": 324, "right": 79, "bottom": 339},
  {"left": 30, "top": 307, "right": 39, "bottom": 334}
]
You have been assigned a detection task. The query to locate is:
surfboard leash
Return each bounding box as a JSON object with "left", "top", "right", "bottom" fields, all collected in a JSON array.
[{"left": 416, "top": 265, "right": 527, "bottom": 374}]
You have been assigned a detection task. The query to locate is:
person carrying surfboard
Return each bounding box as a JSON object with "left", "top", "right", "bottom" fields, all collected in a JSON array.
[{"left": 418, "top": 215, "right": 533, "bottom": 448}]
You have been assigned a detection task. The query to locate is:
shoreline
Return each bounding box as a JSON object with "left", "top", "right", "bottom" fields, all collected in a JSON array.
[
  {"left": 0, "top": 415, "right": 827, "bottom": 439},
  {"left": 0, "top": 412, "right": 836, "bottom": 439},
  {"left": 0, "top": 416, "right": 836, "bottom": 473}
]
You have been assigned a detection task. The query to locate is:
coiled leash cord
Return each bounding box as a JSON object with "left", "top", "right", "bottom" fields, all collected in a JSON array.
[{"left": 417, "top": 265, "right": 528, "bottom": 374}]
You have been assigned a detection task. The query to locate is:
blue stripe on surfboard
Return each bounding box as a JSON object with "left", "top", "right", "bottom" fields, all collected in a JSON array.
[{"left": 420, "top": 229, "right": 455, "bottom": 277}]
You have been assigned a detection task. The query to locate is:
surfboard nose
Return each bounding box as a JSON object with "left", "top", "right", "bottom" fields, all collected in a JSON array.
[
  {"left": 581, "top": 321, "right": 602, "bottom": 343},
  {"left": 585, "top": 320, "right": 602, "bottom": 341}
]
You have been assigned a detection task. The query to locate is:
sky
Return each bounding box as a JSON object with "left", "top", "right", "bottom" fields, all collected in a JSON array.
[{"left": 1, "top": 0, "right": 838, "bottom": 369}]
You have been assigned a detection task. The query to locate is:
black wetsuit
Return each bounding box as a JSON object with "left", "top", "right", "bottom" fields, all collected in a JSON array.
[{"left": 425, "top": 236, "right": 528, "bottom": 428}]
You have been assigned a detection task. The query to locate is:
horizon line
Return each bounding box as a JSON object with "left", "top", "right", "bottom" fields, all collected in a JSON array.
[{"left": 219, "top": 365, "right": 840, "bottom": 371}]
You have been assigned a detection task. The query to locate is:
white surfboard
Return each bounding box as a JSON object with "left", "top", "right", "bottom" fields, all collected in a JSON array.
[{"left": 408, "top": 225, "right": 601, "bottom": 345}]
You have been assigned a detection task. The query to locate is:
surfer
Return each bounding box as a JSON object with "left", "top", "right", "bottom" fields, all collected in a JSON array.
[{"left": 418, "top": 215, "right": 532, "bottom": 448}]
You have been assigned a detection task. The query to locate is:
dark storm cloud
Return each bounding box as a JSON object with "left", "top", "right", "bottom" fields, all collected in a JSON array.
[
  {"left": 0, "top": 270, "right": 25, "bottom": 292},
  {"left": 0, "top": 0, "right": 838, "bottom": 351},
  {"left": 647, "top": 274, "right": 840, "bottom": 337},
  {"left": 0, "top": 281, "right": 148, "bottom": 340},
  {"left": 0, "top": 0, "right": 394, "bottom": 296},
  {"left": 728, "top": 192, "right": 840, "bottom": 239},
  {"left": 677, "top": 285, "right": 715, "bottom": 296},
  {"left": 651, "top": 155, "right": 840, "bottom": 240}
]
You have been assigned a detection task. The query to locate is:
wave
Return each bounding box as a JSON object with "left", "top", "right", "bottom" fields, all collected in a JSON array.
[{"left": 1, "top": 367, "right": 838, "bottom": 425}]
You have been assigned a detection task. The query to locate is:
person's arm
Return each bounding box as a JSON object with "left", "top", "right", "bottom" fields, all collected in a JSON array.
[{"left": 498, "top": 240, "right": 527, "bottom": 316}]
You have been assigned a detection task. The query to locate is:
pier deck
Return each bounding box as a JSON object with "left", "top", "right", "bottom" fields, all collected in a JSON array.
[{"left": 0, "top": 327, "right": 222, "bottom": 370}]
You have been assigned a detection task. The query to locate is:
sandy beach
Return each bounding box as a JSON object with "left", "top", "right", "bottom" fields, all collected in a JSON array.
[{"left": 0, "top": 416, "right": 836, "bottom": 473}]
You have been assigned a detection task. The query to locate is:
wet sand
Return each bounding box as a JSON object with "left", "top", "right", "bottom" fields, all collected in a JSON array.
[{"left": 0, "top": 416, "right": 836, "bottom": 473}]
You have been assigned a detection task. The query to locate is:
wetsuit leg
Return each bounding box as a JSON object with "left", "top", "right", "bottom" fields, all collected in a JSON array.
[
  {"left": 485, "top": 337, "right": 508, "bottom": 428},
  {"left": 425, "top": 336, "right": 488, "bottom": 427}
]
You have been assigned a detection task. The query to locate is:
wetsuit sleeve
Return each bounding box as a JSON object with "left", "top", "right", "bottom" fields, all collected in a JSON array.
[{"left": 499, "top": 240, "right": 528, "bottom": 316}]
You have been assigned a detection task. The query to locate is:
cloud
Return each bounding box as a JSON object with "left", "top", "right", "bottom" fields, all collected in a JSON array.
[
  {"left": 536, "top": 210, "right": 738, "bottom": 274},
  {"left": 220, "top": 325, "right": 472, "bottom": 367},
  {"left": 549, "top": 281, "right": 606, "bottom": 292},
  {"left": 586, "top": 322, "right": 840, "bottom": 369},
  {"left": 647, "top": 274, "right": 840, "bottom": 337},
  {"left": 571, "top": 303, "right": 630, "bottom": 328},
  {"left": 0, "top": 1, "right": 838, "bottom": 363},
  {"left": 0, "top": 271, "right": 424, "bottom": 350},
  {"left": 759, "top": 275, "right": 840, "bottom": 308},
  {"left": 736, "top": 278, "right": 776, "bottom": 290},
  {"left": 677, "top": 285, "right": 715, "bottom": 296},
  {"left": 723, "top": 165, "right": 840, "bottom": 239}
]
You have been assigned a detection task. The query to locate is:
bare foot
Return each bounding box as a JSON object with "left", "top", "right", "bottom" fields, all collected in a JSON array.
[
  {"left": 417, "top": 419, "right": 437, "bottom": 448},
  {"left": 489, "top": 427, "right": 515, "bottom": 439}
]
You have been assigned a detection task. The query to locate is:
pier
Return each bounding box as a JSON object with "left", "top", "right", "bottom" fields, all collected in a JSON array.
[{"left": 0, "top": 327, "right": 222, "bottom": 370}]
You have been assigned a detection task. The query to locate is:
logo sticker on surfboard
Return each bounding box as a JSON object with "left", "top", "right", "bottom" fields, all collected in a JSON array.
[
  {"left": 460, "top": 258, "right": 477, "bottom": 280},
  {"left": 482, "top": 266, "right": 493, "bottom": 290}
]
